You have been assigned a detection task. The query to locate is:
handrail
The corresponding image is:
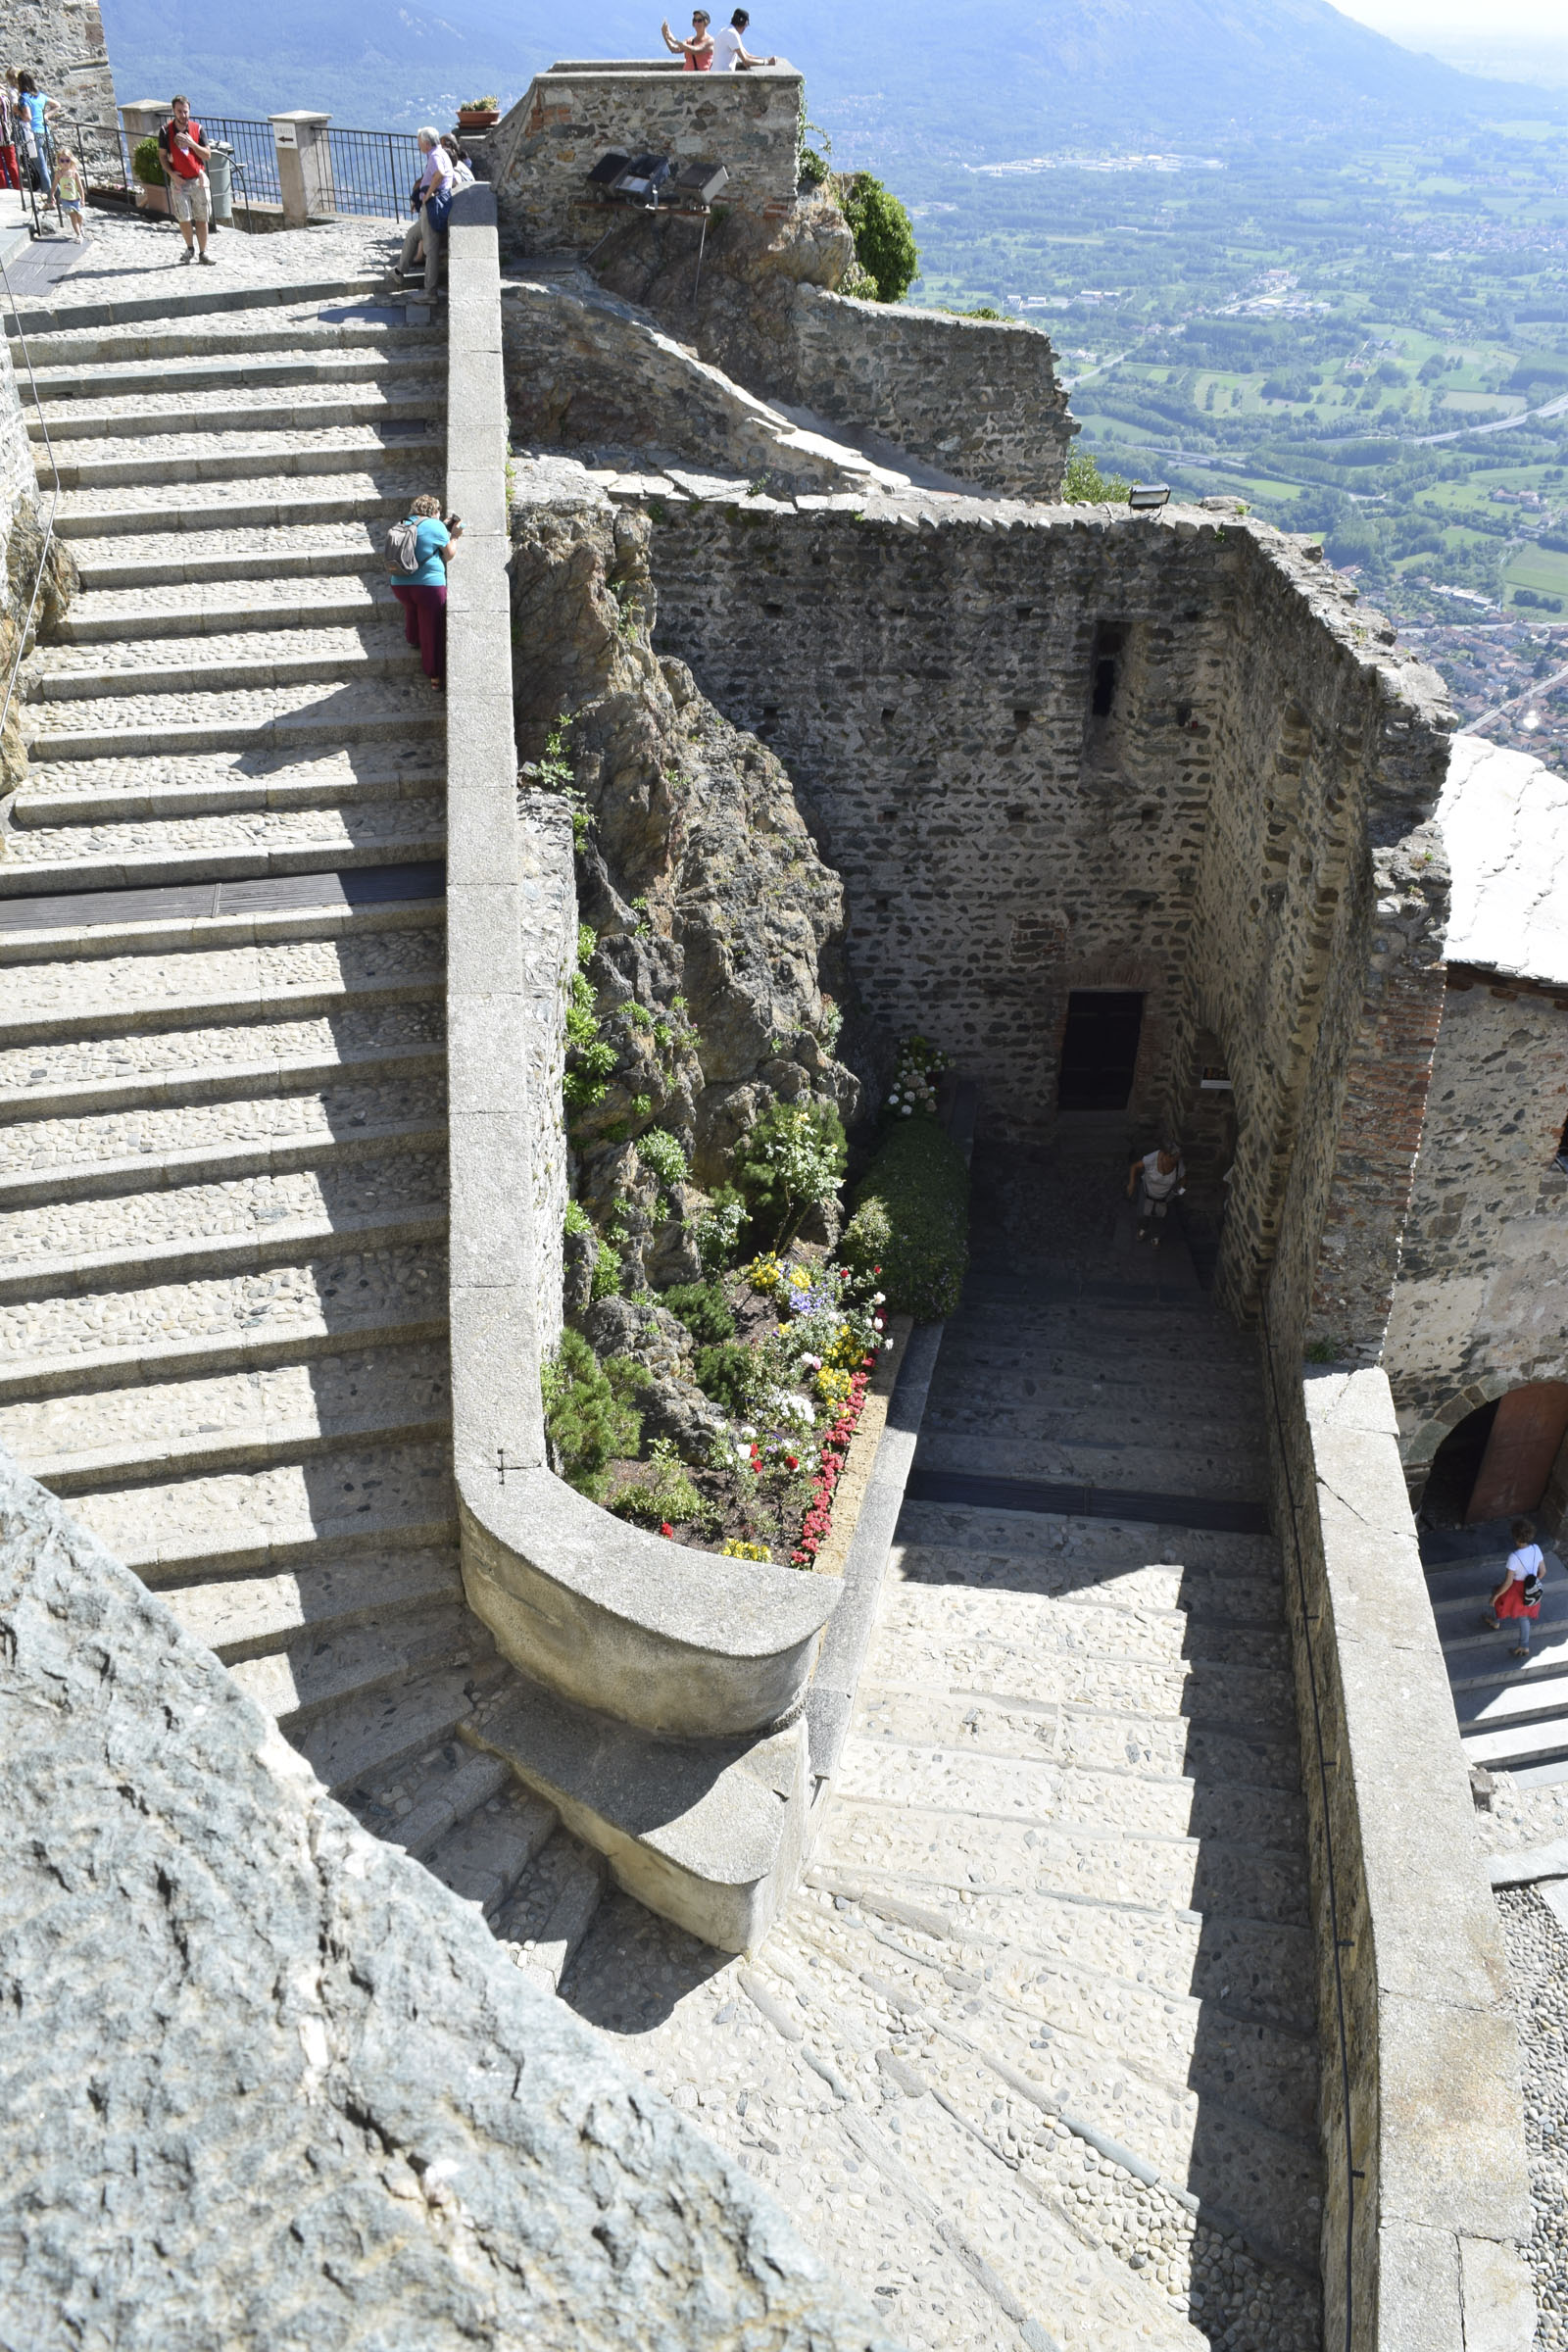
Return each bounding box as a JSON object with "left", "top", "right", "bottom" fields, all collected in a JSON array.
[
  {"left": 0, "top": 244, "right": 61, "bottom": 778},
  {"left": 1258, "top": 1291, "right": 1355, "bottom": 2352}
]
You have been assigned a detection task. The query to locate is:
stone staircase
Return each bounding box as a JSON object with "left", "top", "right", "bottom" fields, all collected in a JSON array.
[
  {"left": 0, "top": 279, "right": 609, "bottom": 1996},
  {"left": 1424, "top": 1523, "right": 1568, "bottom": 1787},
  {"left": 548, "top": 1141, "right": 1324, "bottom": 2352}
]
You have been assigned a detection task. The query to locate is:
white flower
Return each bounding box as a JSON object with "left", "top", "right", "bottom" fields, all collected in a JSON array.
[
  {"left": 901, "top": 1104, "right": 913, "bottom": 1116},
  {"left": 872, "top": 1292, "right": 885, "bottom": 1304},
  {"left": 883, "top": 1338, "right": 895, "bottom": 1350},
  {"left": 738, "top": 1423, "right": 757, "bottom": 1442}
]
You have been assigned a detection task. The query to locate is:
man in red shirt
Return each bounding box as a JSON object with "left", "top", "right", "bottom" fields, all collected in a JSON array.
[{"left": 158, "top": 95, "right": 215, "bottom": 265}]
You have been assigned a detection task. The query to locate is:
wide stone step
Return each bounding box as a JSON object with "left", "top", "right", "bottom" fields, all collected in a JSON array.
[
  {"left": 54, "top": 575, "right": 395, "bottom": 644},
  {"left": 897, "top": 1500, "right": 1281, "bottom": 1584},
  {"left": 54, "top": 468, "right": 438, "bottom": 540},
  {"left": 294, "top": 1650, "right": 514, "bottom": 1797},
  {"left": 0, "top": 1154, "right": 448, "bottom": 1298},
  {"left": 424, "top": 1788, "right": 564, "bottom": 1923},
  {"left": 30, "top": 381, "right": 440, "bottom": 444},
  {"left": 783, "top": 1901, "right": 1321, "bottom": 2277},
  {"left": 931, "top": 1339, "right": 1266, "bottom": 1413},
  {"left": 893, "top": 1529, "right": 1286, "bottom": 1629},
  {"left": 42, "top": 420, "right": 444, "bottom": 493},
  {"left": 22, "top": 676, "right": 442, "bottom": 762},
  {"left": 21, "top": 343, "right": 441, "bottom": 404},
  {"left": 0, "top": 999, "right": 443, "bottom": 1117},
  {"left": 858, "top": 1682, "right": 1301, "bottom": 1793},
  {"left": 13, "top": 745, "right": 441, "bottom": 824},
  {"left": 64, "top": 1431, "right": 452, "bottom": 1584},
  {"left": 1454, "top": 1664, "right": 1568, "bottom": 1734},
  {"left": 496, "top": 1831, "right": 611, "bottom": 1991},
  {"left": 808, "top": 1860, "right": 1318, "bottom": 2034},
  {"left": 861, "top": 1635, "right": 1297, "bottom": 1740},
  {"left": 0, "top": 1237, "right": 448, "bottom": 1404},
  {"left": 163, "top": 1537, "right": 462, "bottom": 1662},
  {"left": 347, "top": 1742, "right": 516, "bottom": 1860},
  {"left": 913, "top": 1428, "right": 1267, "bottom": 1502},
  {"left": 840, "top": 1731, "right": 1303, "bottom": 1849},
  {"left": 0, "top": 797, "right": 447, "bottom": 897},
  {"left": 0, "top": 1067, "right": 446, "bottom": 1184},
  {"left": 0, "top": 1338, "right": 451, "bottom": 1489},
  {"left": 70, "top": 518, "right": 389, "bottom": 589},
  {"left": 1, "top": 925, "right": 445, "bottom": 1046},
  {"left": 25, "top": 622, "right": 415, "bottom": 701},
  {"left": 570, "top": 1887, "right": 1217, "bottom": 2352},
  {"left": 923, "top": 1390, "right": 1268, "bottom": 1454},
  {"left": 227, "top": 1594, "right": 477, "bottom": 1728},
  {"left": 10, "top": 317, "right": 441, "bottom": 373},
  {"left": 879, "top": 1578, "right": 1291, "bottom": 1680}
]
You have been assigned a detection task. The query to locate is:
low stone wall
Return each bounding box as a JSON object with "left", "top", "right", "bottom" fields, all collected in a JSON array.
[
  {"left": 0, "top": 1448, "right": 895, "bottom": 2350},
  {"left": 490, "top": 62, "right": 804, "bottom": 254},
  {"left": 784, "top": 284, "right": 1075, "bottom": 499},
  {"left": 1261, "top": 1359, "right": 1533, "bottom": 2351}
]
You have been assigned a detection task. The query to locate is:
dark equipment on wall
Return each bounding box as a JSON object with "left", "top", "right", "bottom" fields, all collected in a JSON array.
[
  {"left": 585, "top": 149, "right": 727, "bottom": 214},
  {"left": 1128, "top": 482, "right": 1171, "bottom": 511}
]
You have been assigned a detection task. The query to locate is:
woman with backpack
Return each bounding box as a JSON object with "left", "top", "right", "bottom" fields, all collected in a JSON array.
[
  {"left": 387, "top": 495, "right": 461, "bottom": 691},
  {"left": 1482, "top": 1517, "right": 1546, "bottom": 1660}
]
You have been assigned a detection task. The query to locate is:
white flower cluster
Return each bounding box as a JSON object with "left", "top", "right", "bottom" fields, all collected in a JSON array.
[{"left": 884, "top": 1035, "right": 949, "bottom": 1121}]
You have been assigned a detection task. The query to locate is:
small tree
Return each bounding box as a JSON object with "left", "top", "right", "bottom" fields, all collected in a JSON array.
[
  {"left": 1062, "top": 445, "right": 1131, "bottom": 505},
  {"left": 736, "top": 1099, "right": 847, "bottom": 1247},
  {"left": 838, "top": 172, "right": 919, "bottom": 305}
]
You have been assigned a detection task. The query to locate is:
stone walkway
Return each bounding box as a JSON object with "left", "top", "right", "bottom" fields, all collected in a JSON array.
[
  {"left": 1494, "top": 1886, "right": 1568, "bottom": 2348},
  {"left": 557, "top": 1136, "right": 1323, "bottom": 2352}
]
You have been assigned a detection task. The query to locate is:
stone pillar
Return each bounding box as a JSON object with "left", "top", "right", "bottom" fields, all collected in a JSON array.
[
  {"left": 119, "top": 100, "right": 170, "bottom": 146},
  {"left": 268, "top": 112, "right": 333, "bottom": 228}
]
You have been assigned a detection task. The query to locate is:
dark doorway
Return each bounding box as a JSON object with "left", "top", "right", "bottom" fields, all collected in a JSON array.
[
  {"left": 1423, "top": 1400, "right": 1499, "bottom": 1526},
  {"left": 1424, "top": 1384, "right": 1568, "bottom": 1525},
  {"left": 1057, "top": 991, "right": 1144, "bottom": 1111}
]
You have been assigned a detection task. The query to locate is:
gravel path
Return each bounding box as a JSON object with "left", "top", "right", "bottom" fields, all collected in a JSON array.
[{"left": 1495, "top": 1886, "right": 1568, "bottom": 2348}]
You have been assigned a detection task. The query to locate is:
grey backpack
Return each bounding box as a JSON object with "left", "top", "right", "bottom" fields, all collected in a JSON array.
[{"left": 386, "top": 517, "right": 422, "bottom": 573}]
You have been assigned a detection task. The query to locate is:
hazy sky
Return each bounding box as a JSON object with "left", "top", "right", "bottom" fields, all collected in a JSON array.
[{"left": 1333, "top": 0, "right": 1566, "bottom": 43}]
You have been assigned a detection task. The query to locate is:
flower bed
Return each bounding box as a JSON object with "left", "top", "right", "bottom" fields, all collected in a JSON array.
[{"left": 544, "top": 1033, "right": 953, "bottom": 1566}]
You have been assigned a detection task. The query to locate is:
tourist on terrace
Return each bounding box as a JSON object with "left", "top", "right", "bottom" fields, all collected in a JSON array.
[
  {"left": 662, "top": 11, "right": 715, "bottom": 69},
  {"left": 15, "top": 72, "right": 58, "bottom": 194},
  {"left": 1126, "top": 1144, "right": 1185, "bottom": 1248},
  {"left": 390, "top": 127, "right": 455, "bottom": 296},
  {"left": 159, "top": 97, "right": 215, "bottom": 265},
  {"left": 50, "top": 146, "right": 86, "bottom": 242},
  {"left": 1483, "top": 1518, "right": 1546, "bottom": 1660},
  {"left": 0, "top": 74, "right": 22, "bottom": 193},
  {"left": 710, "top": 10, "right": 778, "bottom": 69},
  {"left": 389, "top": 495, "right": 461, "bottom": 691}
]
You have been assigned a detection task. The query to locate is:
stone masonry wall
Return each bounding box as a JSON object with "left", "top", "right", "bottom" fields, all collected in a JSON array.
[
  {"left": 783, "top": 284, "right": 1075, "bottom": 499},
  {"left": 2, "top": 0, "right": 119, "bottom": 137},
  {"left": 490, "top": 64, "right": 804, "bottom": 254},
  {"left": 0, "top": 1446, "right": 894, "bottom": 2352},
  {"left": 646, "top": 489, "right": 1450, "bottom": 1337},
  {"left": 2, "top": 318, "right": 75, "bottom": 799},
  {"left": 1384, "top": 969, "right": 1568, "bottom": 1487}
]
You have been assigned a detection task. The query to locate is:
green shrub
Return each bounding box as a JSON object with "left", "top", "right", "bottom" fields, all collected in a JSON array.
[
  {"left": 693, "top": 1185, "right": 747, "bottom": 1273},
  {"left": 695, "top": 1340, "right": 766, "bottom": 1416},
  {"left": 1062, "top": 446, "right": 1131, "bottom": 505},
  {"left": 736, "top": 1098, "right": 847, "bottom": 1247},
  {"left": 542, "top": 1330, "right": 642, "bottom": 1498},
  {"left": 838, "top": 172, "right": 918, "bottom": 304},
  {"left": 661, "top": 1279, "right": 736, "bottom": 1345},
  {"left": 607, "top": 1438, "right": 711, "bottom": 1531},
  {"left": 843, "top": 1118, "right": 969, "bottom": 1321},
  {"left": 637, "top": 1127, "right": 688, "bottom": 1195},
  {"left": 131, "top": 136, "right": 165, "bottom": 189}
]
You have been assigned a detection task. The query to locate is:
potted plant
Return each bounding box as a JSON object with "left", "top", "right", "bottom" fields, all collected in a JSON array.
[
  {"left": 131, "top": 133, "right": 169, "bottom": 214},
  {"left": 457, "top": 95, "right": 501, "bottom": 128}
]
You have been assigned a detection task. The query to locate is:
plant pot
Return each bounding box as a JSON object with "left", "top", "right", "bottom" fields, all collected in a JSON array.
[
  {"left": 133, "top": 183, "right": 169, "bottom": 214},
  {"left": 458, "top": 109, "right": 500, "bottom": 128}
]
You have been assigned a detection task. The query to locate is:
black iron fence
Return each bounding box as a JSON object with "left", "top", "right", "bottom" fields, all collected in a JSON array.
[{"left": 14, "top": 112, "right": 422, "bottom": 227}]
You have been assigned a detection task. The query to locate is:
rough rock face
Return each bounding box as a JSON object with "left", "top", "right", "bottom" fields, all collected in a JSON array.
[
  {"left": 2, "top": 500, "right": 76, "bottom": 799},
  {"left": 580, "top": 1297, "right": 731, "bottom": 1459},
  {"left": 0, "top": 1451, "right": 895, "bottom": 2352},
  {"left": 588, "top": 193, "right": 856, "bottom": 414},
  {"left": 509, "top": 459, "right": 858, "bottom": 1295}
]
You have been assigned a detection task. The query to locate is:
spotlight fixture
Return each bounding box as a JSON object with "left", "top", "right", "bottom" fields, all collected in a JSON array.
[{"left": 1128, "top": 482, "right": 1171, "bottom": 512}]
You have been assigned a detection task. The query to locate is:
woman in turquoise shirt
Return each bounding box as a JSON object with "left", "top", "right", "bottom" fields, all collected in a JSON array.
[{"left": 389, "top": 494, "right": 462, "bottom": 690}]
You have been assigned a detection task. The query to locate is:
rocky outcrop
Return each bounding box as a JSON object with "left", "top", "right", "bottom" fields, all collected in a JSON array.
[
  {"left": 1, "top": 499, "right": 76, "bottom": 800},
  {"left": 509, "top": 456, "right": 858, "bottom": 1301}
]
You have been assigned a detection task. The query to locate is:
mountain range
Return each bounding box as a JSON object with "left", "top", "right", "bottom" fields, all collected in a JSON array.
[{"left": 95, "top": 0, "right": 1562, "bottom": 149}]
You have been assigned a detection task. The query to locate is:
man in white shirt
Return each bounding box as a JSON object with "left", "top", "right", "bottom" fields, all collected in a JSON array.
[
  {"left": 710, "top": 10, "right": 777, "bottom": 69},
  {"left": 1126, "top": 1145, "right": 1185, "bottom": 1246}
]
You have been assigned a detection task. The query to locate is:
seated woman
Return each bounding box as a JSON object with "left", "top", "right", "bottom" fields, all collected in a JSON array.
[{"left": 387, "top": 128, "right": 455, "bottom": 296}]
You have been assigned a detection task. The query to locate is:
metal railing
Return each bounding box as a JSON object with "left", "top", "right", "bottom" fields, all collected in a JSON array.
[{"left": 323, "top": 126, "right": 424, "bottom": 220}]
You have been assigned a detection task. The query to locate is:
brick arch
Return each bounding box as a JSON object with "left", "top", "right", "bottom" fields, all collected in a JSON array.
[{"left": 1400, "top": 1369, "right": 1519, "bottom": 1483}]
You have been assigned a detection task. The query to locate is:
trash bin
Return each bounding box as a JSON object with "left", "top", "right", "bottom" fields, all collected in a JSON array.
[{"left": 206, "top": 143, "right": 234, "bottom": 226}]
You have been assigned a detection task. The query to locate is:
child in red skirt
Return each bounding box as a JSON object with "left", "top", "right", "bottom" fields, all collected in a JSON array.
[{"left": 1483, "top": 1516, "right": 1546, "bottom": 1660}]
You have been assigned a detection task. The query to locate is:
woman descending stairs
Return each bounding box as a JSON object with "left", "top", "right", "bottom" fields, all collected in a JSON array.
[{"left": 0, "top": 275, "right": 608, "bottom": 1989}]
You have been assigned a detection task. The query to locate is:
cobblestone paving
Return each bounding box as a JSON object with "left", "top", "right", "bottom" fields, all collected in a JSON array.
[
  {"left": 11, "top": 213, "right": 397, "bottom": 305},
  {"left": 1495, "top": 1888, "right": 1568, "bottom": 2349}
]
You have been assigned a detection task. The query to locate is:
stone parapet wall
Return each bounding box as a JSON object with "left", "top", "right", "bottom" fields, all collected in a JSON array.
[
  {"left": 0, "top": 1446, "right": 893, "bottom": 2351},
  {"left": 490, "top": 63, "right": 804, "bottom": 254},
  {"left": 785, "top": 284, "right": 1075, "bottom": 499},
  {"left": 1261, "top": 1362, "right": 1533, "bottom": 2352},
  {"left": 2, "top": 0, "right": 118, "bottom": 137}
]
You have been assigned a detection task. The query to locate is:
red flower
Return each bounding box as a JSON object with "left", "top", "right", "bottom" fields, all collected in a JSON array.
[{"left": 660, "top": 1521, "right": 674, "bottom": 1538}]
